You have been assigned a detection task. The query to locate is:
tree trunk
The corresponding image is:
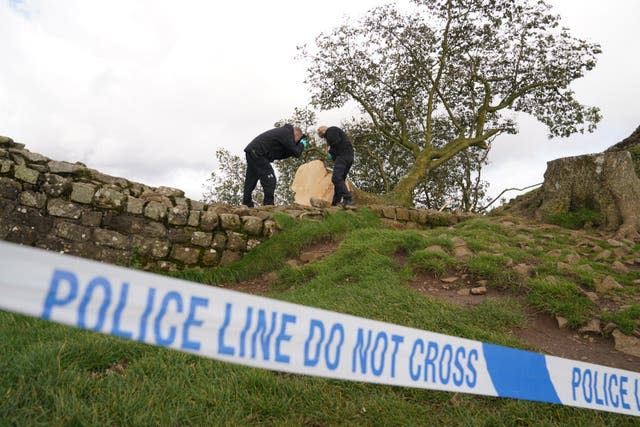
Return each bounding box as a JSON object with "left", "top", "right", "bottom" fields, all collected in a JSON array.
[{"left": 535, "top": 152, "right": 640, "bottom": 240}]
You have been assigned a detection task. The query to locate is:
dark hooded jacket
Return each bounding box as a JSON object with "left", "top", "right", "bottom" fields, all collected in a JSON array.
[
  {"left": 325, "top": 126, "right": 354, "bottom": 160},
  {"left": 244, "top": 124, "right": 304, "bottom": 162}
]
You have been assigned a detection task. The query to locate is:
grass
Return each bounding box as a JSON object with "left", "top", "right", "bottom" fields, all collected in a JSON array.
[
  {"left": 1, "top": 210, "right": 639, "bottom": 425},
  {"left": 547, "top": 207, "right": 605, "bottom": 230},
  {"left": 600, "top": 304, "right": 640, "bottom": 334}
]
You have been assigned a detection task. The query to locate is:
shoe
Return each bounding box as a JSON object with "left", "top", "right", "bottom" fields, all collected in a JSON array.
[{"left": 341, "top": 198, "right": 354, "bottom": 208}]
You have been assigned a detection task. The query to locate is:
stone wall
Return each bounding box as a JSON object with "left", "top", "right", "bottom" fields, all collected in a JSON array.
[{"left": 0, "top": 135, "right": 470, "bottom": 271}]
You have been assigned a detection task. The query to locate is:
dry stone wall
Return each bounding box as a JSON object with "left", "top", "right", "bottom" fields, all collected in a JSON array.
[{"left": 0, "top": 135, "right": 470, "bottom": 271}]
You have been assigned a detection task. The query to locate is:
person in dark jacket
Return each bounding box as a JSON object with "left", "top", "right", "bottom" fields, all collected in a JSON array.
[
  {"left": 317, "top": 125, "right": 354, "bottom": 206},
  {"left": 243, "top": 124, "right": 308, "bottom": 207}
]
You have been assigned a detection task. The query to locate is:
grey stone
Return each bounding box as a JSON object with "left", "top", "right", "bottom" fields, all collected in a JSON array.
[
  {"left": 41, "top": 174, "right": 71, "bottom": 197},
  {"left": 578, "top": 318, "right": 601, "bottom": 334},
  {"left": 556, "top": 317, "right": 569, "bottom": 329},
  {"left": 263, "top": 219, "right": 278, "bottom": 237},
  {"left": 144, "top": 201, "right": 167, "bottom": 221},
  {"left": 47, "top": 199, "right": 82, "bottom": 219},
  {"left": 226, "top": 231, "right": 246, "bottom": 251},
  {"left": 126, "top": 196, "right": 145, "bottom": 214},
  {"left": 94, "top": 188, "right": 126, "bottom": 210},
  {"left": 0, "top": 159, "right": 11, "bottom": 173},
  {"left": 612, "top": 330, "right": 640, "bottom": 358},
  {"left": 611, "top": 260, "right": 629, "bottom": 274},
  {"left": 157, "top": 186, "right": 185, "bottom": 198},
  {"left": 212, "top": 232, "right": 227, "bottom": 249},
  {"left": 19, "top": 191, "right": 46, "bottom": 209},
  {"left": 0, "top": 177, "right": 21, "bottom": 199},
  {"left": 202, "top": 249, "right": 219, "bottom": 266},
  {"left": 17, "top": 149, "right": 48, "bottom": 163},
  {"left": 565, "top": 253, "right": 581, "bottom": 264},
  {"left": 168, "top": 205, "right": 189, "bottom": 225},
  {"left": 470, "top": 286, "right": 487, "bottom": 295},
  {"left": 81, "top": 211, "right": 103, "bottom": 227},
  {"left": 241, "top": 216, "right": 263, "bottom": 236},
  {"left": 70, "top": 182, "right": 96, "bottom": 204},
  {"left": 48, "top": 160, "right": 84, "bottom": 174},
  {"left": 187, "top": 210, "right": 200, "bottom": 227},
  {"left": 190, "top": 200, "right": 205, "bottom": 211},
  {"left": 200, "top": 210, "right": 219, "bottom": 231},
  {"left": 53, "top": 220, "right": 91, "bottom": 242},
  {"left": 220, "top": 250, "right": 242, "bottom": 266},
  {"left": 595, "top": 276, "right": 623, "bottom": 293},
  {"left": 143, "top": 221, "right": 167, "bottom": 238},
  {"left": 220, "top": 213, "right": 241, "bottom": 231},
  {"left": 170, "top": 245, "right": 200, "bottom": 265},
  {"left": 93, "top": 228, "right": 129, "bottom": 249},
  {"left": 87, "top": 169, "right": 129, "bottom": 188},
  {"left": 14, "top": 165, "right": 39, "bottom": 184},
  {"left": 191, "top": 231, "right": 212, "bottom": 247}
]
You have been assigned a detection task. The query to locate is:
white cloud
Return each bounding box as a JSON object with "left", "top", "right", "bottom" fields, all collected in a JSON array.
[{"left": 1, "top": 0, "right": 638, "bottom": 202}]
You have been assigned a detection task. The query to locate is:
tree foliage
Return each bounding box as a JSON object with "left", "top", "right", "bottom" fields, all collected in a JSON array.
[{"left": 300, "top": 0, "right": 602, "bottom": 206}]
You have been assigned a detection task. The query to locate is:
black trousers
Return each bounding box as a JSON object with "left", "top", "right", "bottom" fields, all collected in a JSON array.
[
  {"left": 331, "top": 156, "right": 353, "bottom": 205},
  {"left": 243, "top": 152, "right": 276, "bottom": 207}
]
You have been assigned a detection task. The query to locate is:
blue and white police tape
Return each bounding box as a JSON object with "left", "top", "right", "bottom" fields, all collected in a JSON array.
[{"left": 0, "top": 240, "right": 638, "bottom": 417}]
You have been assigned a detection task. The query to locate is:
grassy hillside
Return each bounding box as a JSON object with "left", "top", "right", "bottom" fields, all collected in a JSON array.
[{"left": 1, "top": 209, "right": 639, "bottom": 425}]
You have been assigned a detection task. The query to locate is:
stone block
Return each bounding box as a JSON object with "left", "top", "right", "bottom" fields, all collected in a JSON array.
[
  {"left": 226, "top": 231, "right": 247, "bottom": 251},
  {"left": 157, "top": 186, "right": 185, "bottom": 198},
  {"left": 263, "top": 219, "right": 278, "bottom": 237},
  {"left": 187, "top": 210, "right": 200, "bottom": 227},
  {"left": 212, "top": 232, "right": 227, "bottom": 249},
  {"left": 220, "top": 213, "right": 241, "bottom": 231},
  {"left": 14, "top": 165, "right": 39, "bottom": 184},
  {"left": 220, "top": 250, "right": 242, "bottom": 266},
  {"left": 126, "top": 196, "right": 145, "bottom": 214},
  {"left": 19, "top": 191, "right": 47, "bottom": 209},
  {"left": 70, "top": 182, "right": 96, "bottom": 204},
  {"left": 396, "top": 208, "right": 410, "bottom": 221},
  {"left": 168, "top": 205, "right": 189, "bottom": 225},
  {"left": 81, "top": 211, "right": 103, "bottom": 227},
  {"left": 144, "top": 201, "right": 167, "bottom": 221},
  {"left": 48, "top": 160, "right": 84, "bottom": 174},
  {"left": 41, "top": 174, "right": 71, "bottom": 197},
  {"left": 47, "top": 199, "right": 82, "bottom": 219},
  {"left": 202, "top": 249, "right": 219, "bottom": 266},
  {"left": 170, "top": 245, "right": 200, "bottom": 265},
  {"left": 168, "top": 228, "right": 192, "bottom": 244},
  {"left": 200, "top": 210, "right": 219, "bottom": 231},
  {"left": 0, "top": 177, "right": 21, "bottom": 199},
  {"left": 382, "top": 206, "right": 396, "bottom": 219},
  {"left": 191, "top": 231, "right": 212, "bottom": 247},
  {"left": 94, "top": 228, "right": 129, "bottom": 249},
  {"left": 241, "top": 216, "right": 263, "bottom": 236},
  {"left": 103, "top": 212, "right": 146, "bottom": 234},
  {"left": 94, "top": 188, "right": 126, "bottom": 210},
  {"left": 0, "top": 159, "right": 11, "bottom": 174},
  {"left": 53, "top": 220, "right": 91, "bottom": 242},
  {"left": 143, "top": 221, "right": 167, "bottom": 238}
]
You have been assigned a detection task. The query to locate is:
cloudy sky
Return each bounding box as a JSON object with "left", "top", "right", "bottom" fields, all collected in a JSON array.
[{"left": 2, "top": 0, "right": 639, "bottom": 204}]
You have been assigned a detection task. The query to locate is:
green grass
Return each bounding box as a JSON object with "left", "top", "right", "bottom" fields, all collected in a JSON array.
[
  {"left": 526, "top": 277, "right": 594, "bottom": 327},
  {"left": 547, "top": 207, "right": 605, "bottom": 230},
  {"left": 600, "top": 304, "right": 640, "bottom": 334},
  {"left": 1, "top": 211, "right": 638, "bottom": 425}
]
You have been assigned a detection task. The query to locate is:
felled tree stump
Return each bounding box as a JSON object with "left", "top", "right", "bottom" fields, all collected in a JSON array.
[{"left": 535, "top": 151, "right": 640, "bottom": 240}]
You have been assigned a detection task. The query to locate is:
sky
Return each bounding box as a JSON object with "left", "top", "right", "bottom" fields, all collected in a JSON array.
[{"left": 1, "top": 0, "right": 639, "bottom": 204}]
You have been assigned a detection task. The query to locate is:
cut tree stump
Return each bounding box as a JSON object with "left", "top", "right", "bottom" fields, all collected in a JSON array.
[{"left": 535, "top": 151, "right": 640, "bottom": 240}]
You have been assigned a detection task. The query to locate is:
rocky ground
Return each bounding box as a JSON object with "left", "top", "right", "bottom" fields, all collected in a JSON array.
[{"left": 223, "top": 218, "right": 640, "bottom": 373}]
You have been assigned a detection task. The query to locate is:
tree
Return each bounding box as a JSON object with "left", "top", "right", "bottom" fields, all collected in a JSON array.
[
  {"left": 300, "top": 0, "right": 601, "bottom": 206},
  {"left": 343, "top": 117, "right": 490, "bottom": 211},
  {"left": 202, "top": 148, "right": 253, "bottom": 205}
]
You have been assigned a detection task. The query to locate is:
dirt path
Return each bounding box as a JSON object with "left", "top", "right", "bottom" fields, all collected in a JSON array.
[{"left": 227, "top": 241, "right": 640, "bottom": 373}]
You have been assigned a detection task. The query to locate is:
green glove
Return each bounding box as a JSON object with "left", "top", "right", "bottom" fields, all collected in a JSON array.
[
  {"left": 326, "top": 152, "right": 334, "bottom": 161},
  {"left": 300, "top": 137, "right": 309, "bottom": 148}
]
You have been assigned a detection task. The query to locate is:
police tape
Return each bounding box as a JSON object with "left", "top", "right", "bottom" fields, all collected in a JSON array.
[{"left": 0, "top": 240, "right": 638, "bottom": 417}]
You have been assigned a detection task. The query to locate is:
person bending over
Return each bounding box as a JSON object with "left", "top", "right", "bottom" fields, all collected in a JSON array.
[
  {"left": 243, "top": 124, "right": 308, "bottom": 207},
  {"left": 317, "top": 125, "right": 354, "bottom": 207}
]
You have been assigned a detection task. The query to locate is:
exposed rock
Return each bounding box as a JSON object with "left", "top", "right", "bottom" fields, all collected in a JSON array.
[
  {"left": 612, "top": 329, "right": 640, "bottom": 358},
  {"left": 578, "top": 318, "right": 601, "bottom": 334},
  {"left": 595, "top": 276, "right": 623, "bottom": 293},
  {"left": 611, "top": 260, "right": 630, "bottom": 274},
  {"left": 440, "top": 276, "right": 459, "bottom": 283},
  {"left": 513, "top": 263, "right": 533, "bottom": 277},
  {"left": 565, "top": 253, "right": 581, "bottom": 264},
  {"left": 556, "top": 317, "right": 569, "bottom": 329},
  {"left": 470, "top": 286, "right": 487, "bottom": 295}
]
